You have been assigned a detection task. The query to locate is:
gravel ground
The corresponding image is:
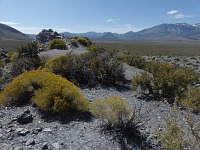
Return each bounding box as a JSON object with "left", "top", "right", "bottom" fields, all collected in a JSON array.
[
  {"left": 1, "top": 86, "right": 199, "bottom": 150},
  {"left": 144, "top": 55, "right": 200, "bottom": 73}
]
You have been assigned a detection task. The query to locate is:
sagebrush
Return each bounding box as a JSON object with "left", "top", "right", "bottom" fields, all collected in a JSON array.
[
  {"left": 43, "top": 49, "right": 126, "bottom": 86},
  {"left": 90, "top": 96, "right": 149, "bottom": 135}
]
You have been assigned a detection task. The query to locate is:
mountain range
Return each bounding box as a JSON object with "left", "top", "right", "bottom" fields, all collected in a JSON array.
[
  {"left": 1, "top": 23, "right": 200, "bottom": 42},
  {"left": 0, "top": 23, "right": 32, "bottom": 41},
  {"left": 63, "top": 23, "right": 200, "bottom": 41}
]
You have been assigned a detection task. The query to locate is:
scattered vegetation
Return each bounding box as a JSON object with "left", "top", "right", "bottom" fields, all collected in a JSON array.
[
  {"left": 158, "top": 111, "right": 200, "bottom": 150},
  {"left": 0, "top": 40, "right": 29, "bottom": 52},
  {"left": 181, "top": 88, "right": 200, "bottom": 113},
  {"left": 47, "top": 39, "right": 66, "bottom": 50},
  {"left": 87, "top": 44, "right": 98, "bottom": 51},
  {"left": 10, "top": 42, "right": 41, "bottom": 77},
  {"left": 70, "top": 39, "right": 79, "bottom": 48},
  {"left": 131, "top": 61, "right": 199, "bottom": 105},
  {"left": 114, "top": 50, "right": 146, "bottom": 69},
  {"left": 0, "top": 70, "right": 88, "bottom": 113},
  {"left": 96, "top": 40, "right": 200, "bottom": 56}
]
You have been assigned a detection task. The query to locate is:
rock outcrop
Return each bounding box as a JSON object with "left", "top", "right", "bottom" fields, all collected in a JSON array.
[{"left": 36, "top": 29, "right": 61, "bottom": 44}]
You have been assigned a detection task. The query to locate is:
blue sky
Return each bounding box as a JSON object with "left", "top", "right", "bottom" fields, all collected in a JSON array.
[{"left": 0, "top": 0, "right": 199, "bottom": 34}]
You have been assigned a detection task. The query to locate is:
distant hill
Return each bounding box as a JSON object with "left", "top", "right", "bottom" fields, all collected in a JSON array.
[
  {"left": 0, "top": 23, "right": 32, "bottom": 41},
  {"left": 63, "top": 23, "right": 200, "bottom": 41},
  {"left": 137, "top": 23, "right": 200, "bottom": 40},
  {"left": 26, "top": 34, "right": 36, "bottom": 40}
]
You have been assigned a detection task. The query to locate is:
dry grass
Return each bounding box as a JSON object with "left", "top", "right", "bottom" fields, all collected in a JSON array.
[
  {"left": 0, "top": 40, "right": 29, "bottom": 52},
  {"left": 95, "top": 40, "right": 200, "bottom": 56}
]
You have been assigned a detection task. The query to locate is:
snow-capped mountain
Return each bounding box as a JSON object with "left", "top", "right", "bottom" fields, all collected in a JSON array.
[{"left": 63, "top": 23, "right": 200, "bottom": 41}]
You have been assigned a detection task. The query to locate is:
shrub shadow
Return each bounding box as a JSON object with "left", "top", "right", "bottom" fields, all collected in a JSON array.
[
  {"left": 100, "top": 126, "right": 152, "bottom": 150},
  {"left": 39, "top": 110, "right": 93, "bottom": 124}
]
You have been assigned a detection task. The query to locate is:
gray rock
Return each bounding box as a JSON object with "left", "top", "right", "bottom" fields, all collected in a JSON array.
[
  {"left": 42, "top": 142, "right": 48, "bottom": 150},
  {"left": 6, "top": 128, "right": 13, "bottom": 133},
  {"left": 16, "top": 128, "right": 30, "bottom": 136},
  {"left": 52, "top": 142, "right": 59, "bottom": 149},
  {"left": 23, "top": 109, "right": 30, "bottom": 114},
  {"left": 43, "top": 128, "right": 51, "bottom": 132},
  {"left": 26, "top": 138, "right": 35, "bottom": 146},
  {"left": 14, "top": 147, "right": 23, "bottom": 150},
  {"left": 36, "top": 127, "right": 43, "bottom": 132}
]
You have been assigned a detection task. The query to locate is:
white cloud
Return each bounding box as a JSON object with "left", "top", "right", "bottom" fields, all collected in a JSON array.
[
  {"left": 174, "top": 14, "right": 191, "bottom": 19},
  {"left": 12, "top": 26, "right": 71, "bottom": 34},
  {"left": 125, "top": 24, "right": 133, "bottom": 29},
  {"left": 0, "top": 21, "right": 20, "bottom": 26},
  {"left": 167, "top": 10, "right": 191, "bottom": 19},
  {"left": 167, "top": 10, "right": 178, "bottom": 15},
  {"left": 106, "top": 18, "right": 120, "bottom": 23}
]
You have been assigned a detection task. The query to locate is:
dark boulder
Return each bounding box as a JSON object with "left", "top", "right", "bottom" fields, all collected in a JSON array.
[{"left": 17, "top": 109, "right": 33, "bottom": 124}]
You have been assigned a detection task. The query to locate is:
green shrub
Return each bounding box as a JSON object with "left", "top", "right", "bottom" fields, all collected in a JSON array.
[
  {"left": 7, "top": 42, "right": 41, "bottom": 77},
  {"left": 10, "top": 57, "right": 36, "bottom": 77},
  {"left": 71, "top": 36, "right": 78, "bottom": 39},
  {"left": 158, "top": 112, "right": 200, "bottom": 150},
  {"left": 38, "top": 43, "right": 45, "bottom": 49},
  {"left": 77, "top": 37, "right": 92, "bottom": 47},
  {"left": 70, "top": 40, "right": 79, "bottom": 48},
  {"left": 87, "top": 44, "right": 97, "bottom": 51},
  {"left": 0, "top": 59, "right": 4, "bottom": 67},
  {"left": 158, "top": 117, "right": 188, "bottom": 150},
  {"left": 132, "top": 61, "right": 199, "bottom": 103},
  {"left": 10, "top": 52, "right": 19, "bottom": 62},
  {"left": 18, "top": 42, "right": 39, "bottom": 59},
  {"left": 0, "top": 70, "right": 88, "bottom": 113},
  {"left": 47, "top": 39, "right": 66, "bottom": 50},
  {"left": 181, "top": 88, "right": 200, "bottom": 113},
  {"left": 43, "top": 49, "right": 125, "bottom": 86},
  {"left": 131, "top": 71, "right": 154, "bottom": 95},
  {"left": 111, "top": 50, "right": 146, "bottom": 69}
]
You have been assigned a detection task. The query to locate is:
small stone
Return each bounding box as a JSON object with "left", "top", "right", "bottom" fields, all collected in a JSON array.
[
  {"left": 52, "top": 142, "right": 59, "bottom": 149},
  {"left": 0, "top": 133, "right": 3, "bottom": 138},
  {"left": 14, "top": 147, "right": 23, "bottom": 150},
  {"left": 15, "top": 128, "right": 24, "bottom": 132},
  {"left": 42, "top": 142, "right": 48, "bottom": 150},
  {"left": 145, "top": 129, "right": 150, "bottom": 134},
  {"left": 36, "top": 127, "right": 43, "bottom": 132},
  {"left": 43, "top": 128, "right": 51, "bottom": 132},
  {"left": 6, "top": 128, "right": 12, "bottom": 133},
  {"left": 26, "top": 138, "right": 35, "bottom": 146},
  {"left": 24, "top": 109, "right": 30, "bottom": 114},
  {"left": 16, "top": 128, "right": 30, "bottom": 136},
  {"left": 31, "top": 129, "right": 38, "bottom": 135}
]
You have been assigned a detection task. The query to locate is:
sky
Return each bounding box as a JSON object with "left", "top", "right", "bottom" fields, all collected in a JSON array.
[{"left": 0, "top": 0, "right": 200, "bottom": 34}]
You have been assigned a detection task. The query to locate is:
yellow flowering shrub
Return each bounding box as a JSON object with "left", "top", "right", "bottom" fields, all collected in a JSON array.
[{"left": 0, "top": 70, "right": 88, "bottom": 113}]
